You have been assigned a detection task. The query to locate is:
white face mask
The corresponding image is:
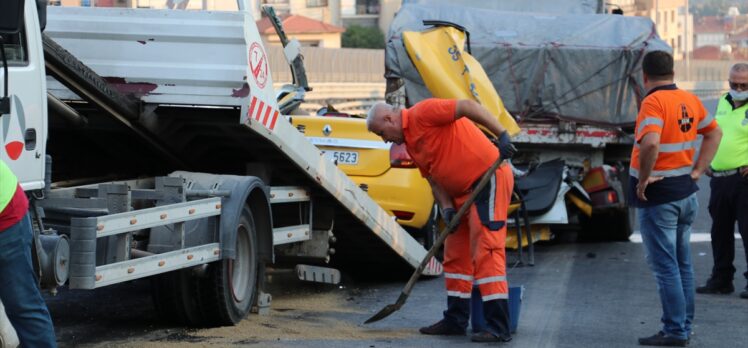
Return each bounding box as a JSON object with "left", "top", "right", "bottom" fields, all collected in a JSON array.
[{"left": 729, "top": 89, "right": 748, "bottom": 102}]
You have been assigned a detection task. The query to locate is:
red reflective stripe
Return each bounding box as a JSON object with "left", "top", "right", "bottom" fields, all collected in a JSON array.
[
  {"left": 247, "top": 96, "right": 257, "bottom": 121},
  {"left": 261, "top": 105, "right": 272, "bottom": 125},
  {"left": 269, "top": 110, "right": 279, "bottom": 130},
  {"left": 254, "top": 101, "right": 265, "bottom": 121}
]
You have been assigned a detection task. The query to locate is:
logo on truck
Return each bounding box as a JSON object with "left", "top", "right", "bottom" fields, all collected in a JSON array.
[
  {"left": 1, "top": 96, "right": 25, "bottom": 161},
  {"left": 249, "top": 42, "right": 269, "bottom": 89}
]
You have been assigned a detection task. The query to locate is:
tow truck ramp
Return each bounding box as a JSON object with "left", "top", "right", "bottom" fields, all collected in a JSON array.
[{"left": 43, "top": 6, "right": 441, "bottom": 278}]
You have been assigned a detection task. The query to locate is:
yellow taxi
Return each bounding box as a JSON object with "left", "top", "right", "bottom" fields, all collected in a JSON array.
[{"left": 290, "top": 111, "right": 438, "bottom": 246}]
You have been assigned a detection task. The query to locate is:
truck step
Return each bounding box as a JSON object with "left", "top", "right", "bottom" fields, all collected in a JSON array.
[{"left": 295, "top": 264, "right": 341, "bottom": 285}]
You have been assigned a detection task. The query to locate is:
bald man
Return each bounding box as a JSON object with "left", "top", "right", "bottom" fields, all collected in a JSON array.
[{"left": 367, "top": 98, "right": 516, "bottom": 343}]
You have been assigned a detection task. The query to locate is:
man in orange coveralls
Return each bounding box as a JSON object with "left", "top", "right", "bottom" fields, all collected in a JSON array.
[{"left": 367, "top": 98, "right": 517, "bottom": 343}]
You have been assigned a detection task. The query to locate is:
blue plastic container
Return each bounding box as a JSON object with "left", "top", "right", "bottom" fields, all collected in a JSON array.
[{"left": 470, "top": 285, "right": 523, "bottom": 333}]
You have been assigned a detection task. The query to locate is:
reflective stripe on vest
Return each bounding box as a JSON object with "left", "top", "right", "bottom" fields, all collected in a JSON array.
[
  {"left": 0, "top": 160, "right": 19, "bottom": 212},
  {"left": 698, "top": 113, "right": 715, "bottom": 130},
  {"left": 637, "top": 116, "right": 664, "bottom": 135},
  {"left": 629, "top": 165, "right": 693, "bottom": 179},
  {"left": 634, "top": 139, "right": 698, "bottom": 153}
]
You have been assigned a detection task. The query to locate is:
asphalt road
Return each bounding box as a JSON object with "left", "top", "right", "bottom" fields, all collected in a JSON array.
[{"left": 46, "top": 175, "right": 747, "bottom": 348}]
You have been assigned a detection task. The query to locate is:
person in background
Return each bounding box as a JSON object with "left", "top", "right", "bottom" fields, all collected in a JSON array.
[{"left": 696, "top": 62, "right": 748, "bottom": 299}]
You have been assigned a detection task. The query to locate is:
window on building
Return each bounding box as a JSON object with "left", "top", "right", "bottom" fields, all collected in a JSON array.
[
  {"left": 307, "top": 0, "right": 328, "bottom": 7},
  {"left": 671, "top": 10, "right": 674, "bottom": 22},
  {"left": 356, "top": 0, "right": 380, "bottom": 15},
  {"left": 678, "top": 35, "right": 682, "bottom": 51}
]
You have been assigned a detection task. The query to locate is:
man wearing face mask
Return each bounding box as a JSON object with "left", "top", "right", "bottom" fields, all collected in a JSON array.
[{"left": 696, "top": 63, "right": 748, "bottom": 299}]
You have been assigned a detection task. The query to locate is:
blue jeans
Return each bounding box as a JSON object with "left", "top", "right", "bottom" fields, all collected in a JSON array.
[
  {"left": 0, "top": 215, "right": 56, "bottom": 347},
  {"left": 638, "top": 193, "right": 698, "bottom": 340}
]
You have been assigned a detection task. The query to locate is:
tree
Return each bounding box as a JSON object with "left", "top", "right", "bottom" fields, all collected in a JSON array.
[{"left": 342, "top": 25, "right": 385, "bottom": 49}]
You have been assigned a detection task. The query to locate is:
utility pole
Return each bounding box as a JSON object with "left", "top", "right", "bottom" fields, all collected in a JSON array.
[{"left": 684, "top": 0, "right": 690, "bottom": 80}]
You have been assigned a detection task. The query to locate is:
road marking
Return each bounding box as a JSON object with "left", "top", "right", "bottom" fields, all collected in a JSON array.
[{"left": 630, "top": 232, "right": 742, "bottom": 243}]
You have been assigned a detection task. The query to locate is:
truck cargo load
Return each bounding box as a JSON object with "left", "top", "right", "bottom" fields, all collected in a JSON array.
[{"left": 386, "top": 3, "right": 670, "bottom": 127}]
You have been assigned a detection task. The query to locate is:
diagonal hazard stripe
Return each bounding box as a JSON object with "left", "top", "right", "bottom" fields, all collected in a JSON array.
[
  {"left": 261, "top": 104, "right": 272, "bottom": 125},
  {"left": 269, "top": 110, "right": 279, "bottom": 130},
  {"left": 254, "top": 101, "right": 265, "bottom": 121},
  {"left": 247, "top": 96, "right": 257, "bottom": 122}
]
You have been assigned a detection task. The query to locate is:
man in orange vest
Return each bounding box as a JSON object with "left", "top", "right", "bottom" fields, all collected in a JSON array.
[
  {"left": 630, "top": 51, "right": 722, "bottom": 347},
  {"left": 0, "top": 160, "right": 57, "bottom": 347},
  {"left": 367, "top": 98, "right": 516, "bottom": 343}
]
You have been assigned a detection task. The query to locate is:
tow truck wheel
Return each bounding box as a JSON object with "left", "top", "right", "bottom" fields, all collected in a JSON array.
[
  {"left": 151, "top": 206, "right": 259, "bottom": 327},
  {"left": 199, "top": 206, "right": 259, "bottom": 326}
]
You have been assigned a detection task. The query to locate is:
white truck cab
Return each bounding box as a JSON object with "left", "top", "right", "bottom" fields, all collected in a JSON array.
[{"left": 1, "top": 0, "right": 47, "bottom": 191}]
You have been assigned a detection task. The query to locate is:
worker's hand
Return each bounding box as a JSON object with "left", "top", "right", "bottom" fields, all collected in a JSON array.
[
  {"left": 690, "top": 170, "right": 701, "bottom": 182},
  {"left": 492, "top": 131, "right": 517, "bottom": 161},
  {"left": 636, "top": 176, "right": 663, "bottom": 201},
  {"left": 740, "top": 166, "right": 748, "bottom": 178},
  {"left": 441, "top": 208, "right": 458, "bottom": 233},
  {"left": 705, "top": 167, "right": 713, "bottom": 178}
]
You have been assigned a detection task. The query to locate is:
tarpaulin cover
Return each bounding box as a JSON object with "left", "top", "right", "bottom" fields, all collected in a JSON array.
[
  {"left": 386, "top": 3, "right": 671, "bottom": 126},
  {"left": 402, "top": 0, "right": 605, "bottom": 15}
]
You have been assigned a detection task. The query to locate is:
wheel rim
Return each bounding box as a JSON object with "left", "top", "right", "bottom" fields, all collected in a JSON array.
[{"left": 231, "top": 223, "right": 251, "bottom": 303}]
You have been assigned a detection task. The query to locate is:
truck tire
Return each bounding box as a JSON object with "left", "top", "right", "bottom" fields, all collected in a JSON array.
[
  {"left": 150, "top": 268, "right": 203, "bottom": 326},
  {"left": 580, "top": 165, "right": 635, "bottom": 241},
  {"left": 197, "top": 206, "right": 259, "bottom": 326},
  {"left": 611, "top": 164, "right": 635, "bottom": 241},
  {"left": 592, "top": 207, "right": 635, "bottom": 241},
  {"left": 151, "top": 206, "right": 259, "bottom": 327}
]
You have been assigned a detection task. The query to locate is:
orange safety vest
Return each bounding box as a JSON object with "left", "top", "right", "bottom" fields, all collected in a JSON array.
[{"left": 630, "top": 85, "right": 717, "bottom": 178}]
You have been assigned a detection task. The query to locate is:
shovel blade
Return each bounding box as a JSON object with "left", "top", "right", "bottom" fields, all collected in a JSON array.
[{"left": 364, "top": 303, "right": 402, "bottom": 324}]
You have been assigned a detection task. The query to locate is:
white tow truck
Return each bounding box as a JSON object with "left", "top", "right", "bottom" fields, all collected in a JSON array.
[{"left": 0, "top": 0, "right": 440, "bottom": 332}]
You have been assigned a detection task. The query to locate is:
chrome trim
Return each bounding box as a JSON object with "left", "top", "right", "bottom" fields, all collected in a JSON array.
[{"left": 306, "top": 137, "right": 391, "bottom": 149}]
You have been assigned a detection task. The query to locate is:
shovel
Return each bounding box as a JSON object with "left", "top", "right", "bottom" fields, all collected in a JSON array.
[{"left": 365, "top": 156, "right": 505, "bottom": 324}]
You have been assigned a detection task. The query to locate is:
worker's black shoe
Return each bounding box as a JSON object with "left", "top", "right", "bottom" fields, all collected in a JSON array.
[
  {"left": 695, "top": 279, "right": 733, "bottom": 294},
  {"left": 638, "top": 331, "right": 688, "bottom": 347},
  {"left": 740, "top": 286, "right": 748, "bottom": 299},
  {"left": 418, "top": 319, "right": 465, "bottom": 336},
  {"left": 470, "top": 331, "right": 512, "bottom": 343}
]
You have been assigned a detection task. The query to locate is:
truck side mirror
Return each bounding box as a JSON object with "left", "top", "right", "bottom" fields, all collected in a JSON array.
[
  {"left": 37, "top": 0, "right": 47, "bottom": 32},
  {"left": 0, "top": 0, "right": 24, "bottom": 35}
]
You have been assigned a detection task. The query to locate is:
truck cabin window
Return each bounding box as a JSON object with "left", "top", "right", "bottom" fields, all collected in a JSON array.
[{"left": 0, "top": 29, "right": 27, "bottom": 65}]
